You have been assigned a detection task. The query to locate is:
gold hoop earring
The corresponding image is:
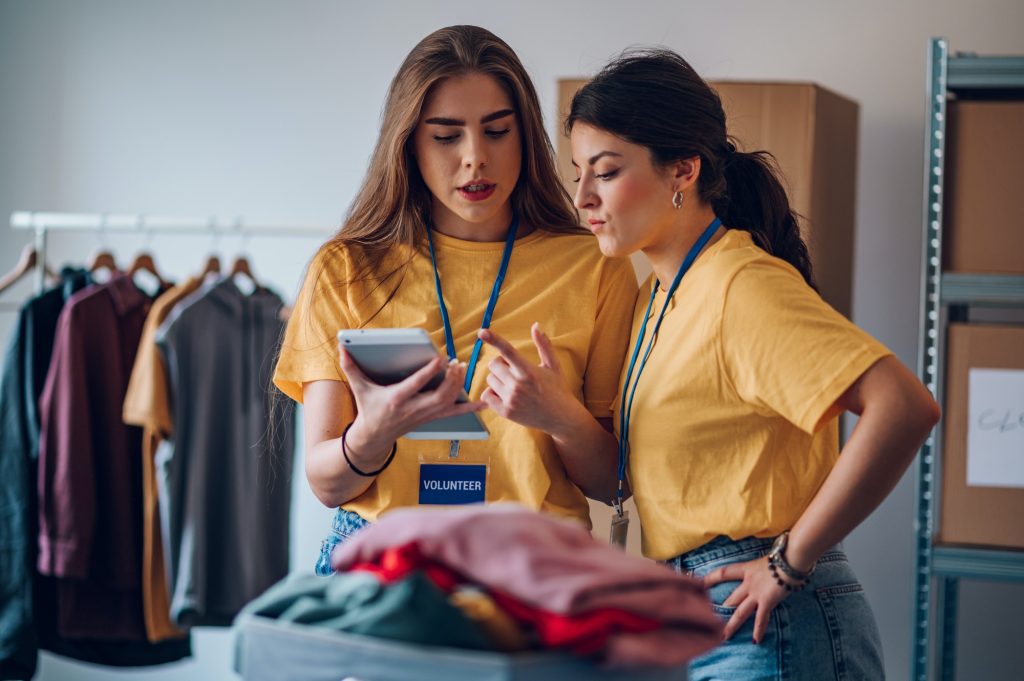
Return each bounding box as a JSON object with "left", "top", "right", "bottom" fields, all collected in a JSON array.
[{"left": 672, "top": 191, "right": 684, "bottom": 210}]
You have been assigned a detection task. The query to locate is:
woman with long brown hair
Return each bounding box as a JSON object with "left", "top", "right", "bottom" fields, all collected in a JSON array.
[
  {"left": 273, "top": 25, "right": 637, "bottom": 575},
  {"left": 561, "top": 49, "right": 940, "bottom": 679}
]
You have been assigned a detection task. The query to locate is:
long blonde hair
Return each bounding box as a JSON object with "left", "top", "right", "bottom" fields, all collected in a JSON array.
[
  {"left": 327, "top": 25, "right": 583, "bottom": 281},
  {"left": 269, "top": 27, "right": 583, "bottom": 451}
]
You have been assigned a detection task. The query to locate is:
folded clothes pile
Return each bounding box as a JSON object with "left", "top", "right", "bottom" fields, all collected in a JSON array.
[{"left": 243, "top": 505, "right": 721, "bottom": 668}]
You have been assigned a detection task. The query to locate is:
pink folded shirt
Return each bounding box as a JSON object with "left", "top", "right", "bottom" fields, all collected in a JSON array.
[{"left": 332, "top": 504, "right": 721, "bottom": 667}]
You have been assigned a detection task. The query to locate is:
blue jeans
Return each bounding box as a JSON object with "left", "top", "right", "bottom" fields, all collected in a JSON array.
[
  {"left": 668, "top": 536, "right": 884, "bottom": 681},
  {"left": 314, "top": 508, "right": 370, "bottom": 576}
]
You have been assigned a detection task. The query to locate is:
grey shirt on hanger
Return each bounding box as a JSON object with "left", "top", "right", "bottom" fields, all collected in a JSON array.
[{"left": 155, "top": 278, "right": 294, "bottom": 628}]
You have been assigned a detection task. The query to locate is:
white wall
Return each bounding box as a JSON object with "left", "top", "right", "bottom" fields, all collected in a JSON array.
[{"left": 2, "top": 1, "right": 1023, "bottom": 679}]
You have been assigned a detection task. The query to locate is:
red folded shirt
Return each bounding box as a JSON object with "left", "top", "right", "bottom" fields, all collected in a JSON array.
[
  {"left": 335, "top": 505, "right": 721, "bottom": 668},
  {"left": 350, "top": 543, "right": 660, "bottom": 656}
]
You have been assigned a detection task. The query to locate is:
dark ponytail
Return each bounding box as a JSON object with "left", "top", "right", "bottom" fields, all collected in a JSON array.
[
  {"left": 717, "top": 150, "right": 815, "bottom": 289},
  {"left": 565, "top": 49, "right": 816, "bottom": 289}
]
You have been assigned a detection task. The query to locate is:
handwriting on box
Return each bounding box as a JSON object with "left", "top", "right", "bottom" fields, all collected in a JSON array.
[{"left": 967, "top": 368, "right": 1024, "bottom": 488}]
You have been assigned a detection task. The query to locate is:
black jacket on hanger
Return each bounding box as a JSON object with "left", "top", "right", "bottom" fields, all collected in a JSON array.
[
  {"left": 0, "top": 268, "right": 91, "bottom": 679},
  {"left": 0, "top": 269, "right": 191, "bottom": 680}
]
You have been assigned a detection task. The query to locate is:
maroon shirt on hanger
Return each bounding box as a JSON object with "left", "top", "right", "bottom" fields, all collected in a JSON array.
[{"left": 37, "top": 274, "right": 161, "bottom": 641}]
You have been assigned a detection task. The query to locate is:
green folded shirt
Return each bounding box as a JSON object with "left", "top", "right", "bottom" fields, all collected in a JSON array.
[{"left": 239, "top": 571, "right": 492, "bottom": 651}]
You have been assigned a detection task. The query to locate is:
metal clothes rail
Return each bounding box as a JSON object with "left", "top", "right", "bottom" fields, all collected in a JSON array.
[{"left": 9, "top": 210, "right": 331, "bottom": 294}]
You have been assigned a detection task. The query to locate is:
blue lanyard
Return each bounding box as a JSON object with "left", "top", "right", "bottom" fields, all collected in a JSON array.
[
  {"left": 615, "top": 216, "right": 722, "bottom": 510},
  {"left": 425, "top": 212, "right": 519, "bottom": 394}
]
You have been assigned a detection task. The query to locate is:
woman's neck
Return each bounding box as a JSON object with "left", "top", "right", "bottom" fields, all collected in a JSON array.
[
  {"left": 431, "top": 204, "right": 517, "bottom": 243},
  {"left": 643, "top": 205, "right": 723, "bottom": 291}
]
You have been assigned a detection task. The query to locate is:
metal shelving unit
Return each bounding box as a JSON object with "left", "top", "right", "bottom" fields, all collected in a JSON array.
[
  {"left": 940, "top": 274, "right": 1024, "bottom": 306},
  {"left": 911, "top": 39, "right": 1024, "bottom": 681}
]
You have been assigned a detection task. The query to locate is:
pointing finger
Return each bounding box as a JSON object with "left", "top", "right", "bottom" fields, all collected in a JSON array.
[
  {"left": 478, "top": 329, "right": 530, "bottom": 376},
  {"left": 531, "top": 322, "right": 560, "bottom": 372}
]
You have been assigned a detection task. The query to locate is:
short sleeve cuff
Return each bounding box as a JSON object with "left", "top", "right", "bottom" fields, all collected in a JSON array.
[{"left": 797, "top": 346, "right": 893, "bottom": 434}]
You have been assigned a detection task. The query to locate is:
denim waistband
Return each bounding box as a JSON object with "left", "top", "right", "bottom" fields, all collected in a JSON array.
[
  {"left": 676, "top": 535, "right": 774, "bottom": 571},
  {"left": 331, "top": 507, "right": 370, "bottom": 536},
  {"left": 673, "top": 535, "right": 845, "bottom": 573}
]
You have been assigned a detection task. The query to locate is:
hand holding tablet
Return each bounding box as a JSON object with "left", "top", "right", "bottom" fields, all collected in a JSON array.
[{"left": 337, "top": 328, "right": 489, "bottom": 441}]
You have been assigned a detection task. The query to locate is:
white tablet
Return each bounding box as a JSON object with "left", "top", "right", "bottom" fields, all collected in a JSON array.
[{"left": 336, "top": 328, "right": 489, "bottom": 441}]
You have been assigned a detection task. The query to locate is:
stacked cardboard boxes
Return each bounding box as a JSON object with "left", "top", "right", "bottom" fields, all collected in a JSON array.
[
  {"left": 943, "top": 101, "right": 1024, "bottom": 275},
  {"left": 939, "top": 324, "right": 1024, "bottom": 549},
  {"left": 938, "top": 99, "right": 1024, "bottom": 550}
]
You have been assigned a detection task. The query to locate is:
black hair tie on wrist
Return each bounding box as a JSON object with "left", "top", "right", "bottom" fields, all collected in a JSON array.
[{"left": 341, "top": 422, "right": 397, "bottom": 477}]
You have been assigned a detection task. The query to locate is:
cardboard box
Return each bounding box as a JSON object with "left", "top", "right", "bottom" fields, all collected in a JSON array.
[
  {"left": 943, "top": 101, "right": 1024, "bottom": 275},
  {"left": 557, "top": 80, "right": 859, "bottom": 319},
  {"left": 938, "top": 323, "right": 1024, "bottom": 550}
]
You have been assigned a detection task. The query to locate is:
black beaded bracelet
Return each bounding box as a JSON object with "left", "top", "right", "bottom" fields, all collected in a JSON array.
[
  {"left": 768, "top": 558, "right": 809, "bottom": 592},
  {"left": 341, "top": 422, "right": 397, "bottom": 477}
]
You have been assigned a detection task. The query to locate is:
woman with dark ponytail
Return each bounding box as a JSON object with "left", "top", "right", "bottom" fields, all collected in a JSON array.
[{"left": 562, "top": 49, "right": 940, "bottom": 679}]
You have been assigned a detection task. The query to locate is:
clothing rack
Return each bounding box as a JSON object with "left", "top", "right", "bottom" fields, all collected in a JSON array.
[{"left": 9, "top": 210, "right": 332, "bottom": 295}]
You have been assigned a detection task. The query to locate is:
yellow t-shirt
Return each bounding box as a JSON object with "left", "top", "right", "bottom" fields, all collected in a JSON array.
[
  {"left": 274, "top": 228, "right": 638, "bottom": 527},
  {"left": 123, "top": 277, "right": 200, "bottom": 643},
  {"left": 618, "top": 229, "right": 892, "bottom": 560}
]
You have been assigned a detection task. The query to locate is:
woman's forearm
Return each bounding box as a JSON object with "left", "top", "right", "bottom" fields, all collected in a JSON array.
[
  {"left": 548, "top": 405, "right": 625, "bottom": 505},
  {"left": 301, "top": 364, "right": 478, "bottom": 509},
  {"left": 785, "top": 356, "right": 941, "bottom": 571},
  {"left": 304, "top": 414, "right": 394, "bottom": 508}
]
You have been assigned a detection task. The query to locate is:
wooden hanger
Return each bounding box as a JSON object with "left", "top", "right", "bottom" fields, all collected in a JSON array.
[
  {"left": 229, "top": 255, "right": 263, "bottom": 293},
  {"left": 0, "top": 244, "right": 58, "bottom": 296},
  {"left": 127, "top": 251, "right": 168, "bottom": 288},
  {"left": 88, "top": 249, "right": 119, "bottom": 274},
  {"left": 200, "top": 254, "right": 221, "bottom": 277}
]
